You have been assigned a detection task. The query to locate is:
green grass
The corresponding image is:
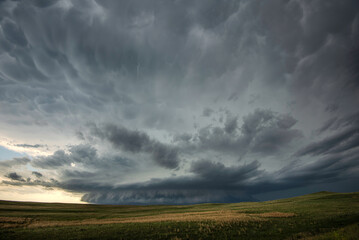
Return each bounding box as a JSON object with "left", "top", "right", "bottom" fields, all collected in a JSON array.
[
  {"left": 0, "top": 191, "right": 358, "bottom": 239},
  {"left": 302, "top": 223, "right": 359, "bottom": 240}
]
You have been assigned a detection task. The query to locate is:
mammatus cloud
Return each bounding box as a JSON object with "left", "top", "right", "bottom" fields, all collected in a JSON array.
[{"left": 0, "top": 0, "right": 359, "bottom": 204}]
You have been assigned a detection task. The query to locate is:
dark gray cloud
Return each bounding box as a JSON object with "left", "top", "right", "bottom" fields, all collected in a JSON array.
[
  {"left": 192, "top": 109, "right": 301, "bottom": 156},
  {"left": 5, "top": 172, "right": 25, "bottom": 182},
  {"left": 255, "top": 149, "right": 359, "bottom": 195},
  {"left": 0, "top": 0, "right": 358, "bottom": 204},
  {"left": 0, "top": 0, "right": 357, "bottom": 115},
  {"left": 1, "top": 18, "right": 28, "bottom": 47},
  {"left": 32, "top": 149, "right": 73, "bottom": 169},
  {"left": 89, "top": 124, "right": 180, "bottom": 169},
  {"left": 224, "top": 115, "right": 238, "bottom": 134},
  {"left": 2, "top": 177, "right": 59, "bottom": 188},
  {"left": 241, "top": 110, "right": 301, "bottom": 155},
  {"left": 32, "top": 144, "right": 133, "bottom": 170},
  {"left": 3, "top": 128, "right": 359, "bottom": 204},
  {"left": 173, "top": 133, "right": 192, "bottom": 143},
  {"left": 68, "top": 159, "right": 263, "bottom": 204},
  {"left": 297, "top": 128, "right": 359, "bottom": 157},
  {"left": 81, "top": 189, "right": 255, "bottom": 205},
  {"left": 202, "top": 108, "right": 214, "bottom": 117},
  {"left": 65, "top": 146, "right": 359, "bottom": 204},
  {"left": 297, "top": 112, "right": 359, "bottom": 157},
  {"left": 32, "top": 171, "right": 42, "bottom": 178},
  {"left": 316, "top": 117, "right": 339, "bottom": 135},
  {"left": 190, "top": 159, "right": 262, "bottom": 185},
  {"left": 14, "top": 143, "right": 45, "bottom": 148},
  {"left": 83, "top": 143, "right": 359, "bottom": 204},
  {"left": 0, "top": 157, "right": 30, "bottom": 168}
]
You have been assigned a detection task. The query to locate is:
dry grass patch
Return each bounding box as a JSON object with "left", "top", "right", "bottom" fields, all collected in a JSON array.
[
  {"left": 1, "top": 210, "right": 295, "bottom": 229},
  {"left": 0, "top": 217, "right": 33, "bottom": 228},
  {"left": 19, "top": 210, "right": 265, "bottom": 228},
  {"left": 251, "top": 212, "right": 295, "bottom": 218}
]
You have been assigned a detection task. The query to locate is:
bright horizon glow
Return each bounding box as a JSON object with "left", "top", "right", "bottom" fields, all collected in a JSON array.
[{"left": 0, "top": 183, "right": 84, "bottom": 204}]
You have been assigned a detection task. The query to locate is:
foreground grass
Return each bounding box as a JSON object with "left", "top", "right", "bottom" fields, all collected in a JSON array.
[
  {"left": 0, "top": 191, "right": 358, "bottom": 239},
  {"left": 304, "top": 223, "right": 359, "bottom": 240}
]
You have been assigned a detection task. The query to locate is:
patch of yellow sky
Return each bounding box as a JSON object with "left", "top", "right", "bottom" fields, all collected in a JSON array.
[
  {"left": 0, "top": 182, "right": 85, "bottom": 204},
  {"left": 0, "top": 138, "right": 85, "bottom": 204}
]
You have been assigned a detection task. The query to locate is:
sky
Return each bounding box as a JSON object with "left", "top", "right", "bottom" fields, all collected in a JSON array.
[{"left": 0, "top": 0, "right": 359, "bottom": 204}]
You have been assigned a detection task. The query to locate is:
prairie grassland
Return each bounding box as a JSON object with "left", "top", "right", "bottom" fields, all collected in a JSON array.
[{"left": 0, "top": 191, "right": 358, "bottom": 239}]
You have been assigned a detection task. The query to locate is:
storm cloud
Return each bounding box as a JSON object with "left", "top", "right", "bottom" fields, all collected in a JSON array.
[
  {"left": 297, "top": 112, "right": 359, "bottom": 157},
  {"left": 190, "top": 109, "right": 302, "bottom": 158},
  {"left": 0, "top": 157, "right": 30, "bottom": 168},
  {"left": 88, "top": 124, "right": 180, "bottom": 169},
  {"left": 14, "top": 143, "right": 45, "bottom": 148},
  {"left": 0, "top": 0, "right": 359, "bottom": 204},
  {"left": 5, "top": 172, "right": 25, "bottom": 182}
]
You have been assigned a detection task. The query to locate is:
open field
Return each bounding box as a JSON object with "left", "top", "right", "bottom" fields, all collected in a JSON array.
[{"left": 0, "top": 191, "right": 358, "bottom": 239}]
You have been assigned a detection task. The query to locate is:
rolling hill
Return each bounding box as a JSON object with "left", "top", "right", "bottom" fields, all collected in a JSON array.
[{"left": 0, "top": 191, "right": 358, "bottom": 239}]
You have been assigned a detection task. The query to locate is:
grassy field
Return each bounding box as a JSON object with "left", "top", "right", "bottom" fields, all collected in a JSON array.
[{"left": 0, "top": 191, "right": 358, "bottom": 240}]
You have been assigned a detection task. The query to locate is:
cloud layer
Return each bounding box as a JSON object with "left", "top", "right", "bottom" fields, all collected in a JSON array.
[{"left": 0, "top": 0, "right": 359, "bottom": 204}]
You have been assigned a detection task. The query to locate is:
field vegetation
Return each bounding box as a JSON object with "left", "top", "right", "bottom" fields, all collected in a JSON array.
[{"left": 0, "top": 191, "right": 358, "bottom": 239}]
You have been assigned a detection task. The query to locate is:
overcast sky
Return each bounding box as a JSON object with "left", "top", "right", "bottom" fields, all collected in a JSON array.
[{"left": 0, "top": 0, "right": 359, "bottom": 204}]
